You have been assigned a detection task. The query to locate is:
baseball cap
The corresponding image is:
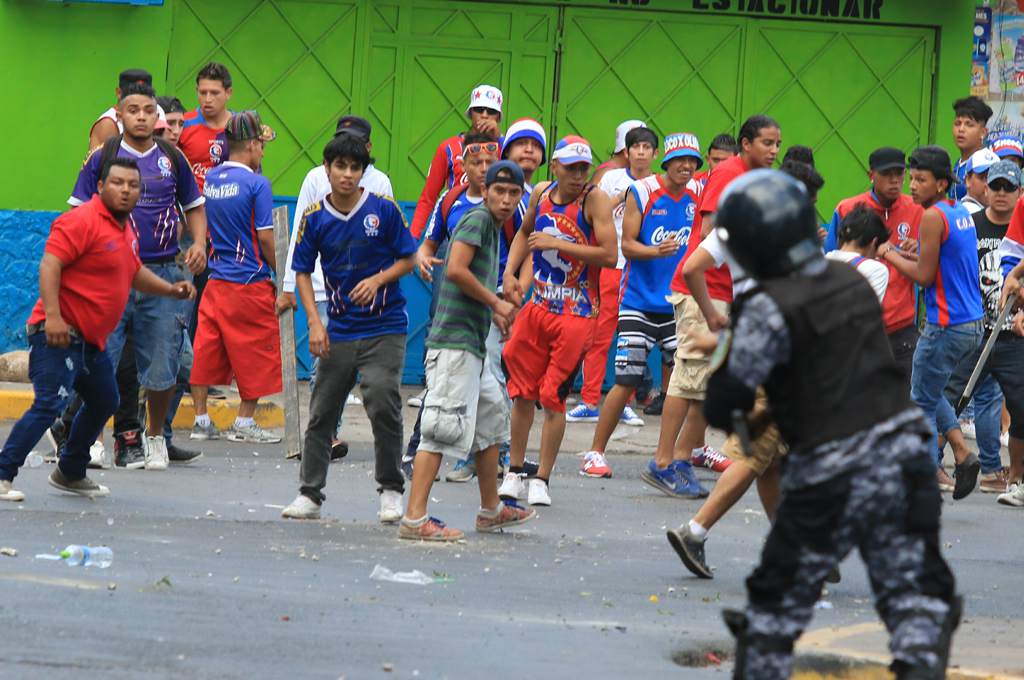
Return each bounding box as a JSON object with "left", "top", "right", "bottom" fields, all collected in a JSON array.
[
  {"left": 868, "top": 147, "right": 906, "bottom": 172},
  {"left": 485, "top": 160, "right": 525, "bottom": 188},
  {"left": 987, "top": 160, "right": 1022, "bottom": 188},
  {"left": 225, "top": 110, "right": 276, "bottom": 142},
  {"left": 966, "top": 147, "right": 1000, "bottom": 175},
  {"left": 551, "top": 135, "right": 593, "bottom": 165},
  {"left": 502, "top": 118, "right": 547, "bottom": 165},
  {"left": 662, "top": 132, "right": 703, "bottom": 169},
  {"left": 991, "top": 134, "right": 1024, "bottom": 160},
  {"left": 614, "top": 119, "right": 646, "bottom": 153},
  {"left": 466, "top": 85, "right": 503, "bottom": 116},
  {"left": 335, "top": 115, "right": 371, "bottom": 140},
  {"left": 118, "top": 68, "right": 153, "bottom": 91}
]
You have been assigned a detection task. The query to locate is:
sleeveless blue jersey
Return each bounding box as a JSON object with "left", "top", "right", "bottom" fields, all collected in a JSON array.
[{"left": 926, "top": 201, "right": 983, "bottom": 326}]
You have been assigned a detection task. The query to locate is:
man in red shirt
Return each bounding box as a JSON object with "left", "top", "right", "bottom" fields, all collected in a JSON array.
[
  {"left": 409, "top": 85, "right": 503, "bottom": 238},
  {"left": 0, "top": 158, "right": 194, "bottom": 503},
  {"left": 824, "top": 147, "right": 923, "bottom": 381},
  {"left": 179, "top": 62, "right": 234, "bottom": 192},
  {"left": 665, "top": 115, "right": 780, "bottom": 474}
]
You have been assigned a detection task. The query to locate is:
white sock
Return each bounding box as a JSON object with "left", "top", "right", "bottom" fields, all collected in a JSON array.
[
  {"left": 692, "top": 446, "right": 705, "bottom": 456},
  {"left": 402, "top": 514, "right": 428, "bottom": 527},
  {"left": 234, "top": 416, "right": 255, "bottom": 428},
  {"left": 688, "top": 519, "right": 708, "bottom": 541},
  {"left": 478, "top": 503, "right": 502, "bottom": 518},
  {"left": 195, "top": 414, "right": 211, "bottom": 427}
]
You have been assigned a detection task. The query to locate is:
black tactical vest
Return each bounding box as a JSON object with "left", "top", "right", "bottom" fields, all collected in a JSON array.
[{"left": 756, "top": 260, "right": 911, "bottom": 452}]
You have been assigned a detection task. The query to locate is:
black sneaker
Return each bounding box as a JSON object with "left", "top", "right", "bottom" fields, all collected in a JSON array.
[
  {"left": 208, "top": 386, "right": 228, "bottom": 400},
  {"left": 330, "top": 440, "right": 349, "bottom": 461},
  {"left": 825, "top": 565, "right": 842, "bottom": 583},
  {"left": 114, "top": 430, "right": 146, "bottom": 470},
  {"left": 48, "top": 467, "right": 109, "bottom": 497},
  {"left": 44, "top": 420, "right": 67, "bottom": 463},
  {"left": 643, "top": 393, "right": 665, "bottom": 416},
  {"left": 522, "top": 459, "right": 540, "bottom": 477},
  {"left": 168, "top": 442, "right": 203, "bottom": 465},
  {"left": 667, "top": 526, "right": 713, "bottom": 579},
  {"left": 952, "top": 452, "right": 980, "bottom": 501}
]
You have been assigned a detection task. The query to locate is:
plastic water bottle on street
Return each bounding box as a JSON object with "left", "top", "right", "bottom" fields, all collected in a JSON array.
[
  {"left": 59, "top": 545, "right": 113, "bottom": 568},
  {"left": 25, "top": 451, "right": 43, "bottom": 468}
]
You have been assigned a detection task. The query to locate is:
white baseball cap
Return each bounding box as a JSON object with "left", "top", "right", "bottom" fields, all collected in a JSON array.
[
  {"left": 466, "top": 85, "right": 503, "bottom": 117},
  {"left": 967, "top": 147, "right": 1000, "bottom": 175},
  {"left": 614, "top": 119, "right": 646, "bottom": 153}
]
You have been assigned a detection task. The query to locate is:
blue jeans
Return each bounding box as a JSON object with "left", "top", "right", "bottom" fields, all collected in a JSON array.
[
  {"left": 0, "top": 333, "right": 119, "bottom": 482},
  {"left": 910, "top": 321, "right": 983, "bottom": 465},
  {"left": 105, "top": 262, "right": 189, "bottom": 392},
  {"left": 163, "top": 329, "right": 194, "bottom": 442}
]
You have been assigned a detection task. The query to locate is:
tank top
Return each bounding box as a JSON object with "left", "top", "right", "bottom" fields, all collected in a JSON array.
[
  {"left": 529, "top": 182, "right": 599, "bottom": 318},
  {"left": 926, "top": 201, "right": 984, "bottom": 326}
]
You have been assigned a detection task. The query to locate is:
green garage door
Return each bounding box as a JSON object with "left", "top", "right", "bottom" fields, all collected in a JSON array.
[{"left": 558, "top": 8, "right": 935, "bottom": 219}]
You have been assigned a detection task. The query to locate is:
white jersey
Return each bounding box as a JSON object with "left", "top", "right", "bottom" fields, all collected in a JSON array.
[
  {"left": 599, "top": 167, "right": 649, "bottom": 269},
  {"left": 282, "top": 163, "right": 395, "bottom": 300},
  {"left": 824, "top": 250, "right": 889, "bottom": 303},
  {"left": 699, "top": 228, "right": 755, "bottom": 296}
]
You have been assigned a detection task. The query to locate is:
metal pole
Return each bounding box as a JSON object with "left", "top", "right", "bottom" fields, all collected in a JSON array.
[{"left": 273, "top": 205, "right": 302, "bottom": 460}]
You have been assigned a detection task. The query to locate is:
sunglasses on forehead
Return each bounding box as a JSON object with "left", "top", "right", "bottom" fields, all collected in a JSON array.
[
  {"left": 464, "top": 141, "right": 500, "bottom": 155},
  {"left": 469, "top": 106, "right": 498, "bottom": 115}
]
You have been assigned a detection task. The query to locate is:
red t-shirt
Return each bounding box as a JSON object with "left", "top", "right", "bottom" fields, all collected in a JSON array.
[
  {"left": 670, "top": 155, "right": 748, "bottom": 302},
  {"left": 28, "top": 196, "right": 141, "bottom": 350}
]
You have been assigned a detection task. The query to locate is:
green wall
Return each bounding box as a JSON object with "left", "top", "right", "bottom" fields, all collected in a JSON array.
[{"left": 0, "top": 0, "right": 976, "bottom": 212}]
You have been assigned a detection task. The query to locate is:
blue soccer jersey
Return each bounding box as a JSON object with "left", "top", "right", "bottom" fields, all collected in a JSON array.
[
  {"left": 292, "top": 190, "right": 418, "bottom": 341},
  {"left": 203, "top": 161, "right": 275, "bottom": 284}
]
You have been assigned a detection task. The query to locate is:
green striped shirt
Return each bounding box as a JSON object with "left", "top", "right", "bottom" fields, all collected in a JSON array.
[{"left": 426, "top": 205, "right": 499, "bottom": 358}]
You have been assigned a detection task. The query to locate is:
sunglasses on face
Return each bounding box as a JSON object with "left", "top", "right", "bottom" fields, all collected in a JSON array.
[
  {"left": 469, "top": 106, "right": 497, "bottom": 116},
  {"left": 988, "top": 180, "right": 1019, "bottom": 193},
  {"left": 464, "top": 141, "right": 500, "bottom": 155}
]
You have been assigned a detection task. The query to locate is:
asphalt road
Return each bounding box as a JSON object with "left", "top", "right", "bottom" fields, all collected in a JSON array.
[{"left": 0, "top": 392, "right": 1021, "bottom": 679}]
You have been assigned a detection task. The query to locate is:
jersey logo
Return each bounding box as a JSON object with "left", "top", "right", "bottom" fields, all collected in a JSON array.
[
  {"left": 209, "top": 141, "right": 224, "bottom": 164},
  {"left": 364, "top": 214, "right": 380, "bottom": 237},
  {"left": 157, "top": 156, "right": 173, "bottom": 178},
  {"left": 686, "top": 203, "right": 696, "bottom": 220},
  {"left": 896, "top": 222, "right": 910, "bottom": 240},
  {"left": 534, "top": 212, "right": 586, "bottom": 284}
]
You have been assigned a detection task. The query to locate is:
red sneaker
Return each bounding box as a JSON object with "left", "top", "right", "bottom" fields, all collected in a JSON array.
[
  {"left": 691, "top": 446, "right": 732, "bottom": 473},
  {"left": 476, "top": 501, "right": 536, "bottom": 532},
  {"left": 580, "top": 450, "right": 613, "bottom": 478},
  {"left": 398, "top": 516, "right": 465, "bottom": 541}
]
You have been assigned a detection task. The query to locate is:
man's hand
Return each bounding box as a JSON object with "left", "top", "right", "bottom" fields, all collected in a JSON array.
[
  {"left": 416, "top": 248, "right": 442, "bottom": 282},
  {"left": 503, "top": 275, "right": 525, "bottom": 307},
  {"left": 655, "top": 239, "right": 681, "bottom": 257},
  {"left": 817, "top": 226, "right": 828, "bottom": 243},
  {"left": 528, "top": 231, "right": 563, "bottom": 252},
  {"left": 184, "top": 243, "right": 207, "bottom": 275},
  {"left": 276, "top": 292, "right": 297, "bottom": 317},
  {"left": 706, "top": 310, "right": 729, "bottom": 332},
  {"left": 899, "top": 238, "right": 918, "bottom": 253},
  {"left": 491, "top": 298, "right": 517, "bottom": 340},
  {"left": 473, "top": 117, "right": 500, "bottom": 137},
  {"left": 349, "top": 274, "right": 382, "bottom": 306},
  {"left": 685, "top": 329, "right": 719, "bottom": 356},
  {"left": 308, "top": 321, "right": 329, "bottom": 358},
  {"left": 44, "top": 315, "right": 71, "bottom": 348},
  {"left": 170, "top": 281, "right": 196, "bottom": 300}
]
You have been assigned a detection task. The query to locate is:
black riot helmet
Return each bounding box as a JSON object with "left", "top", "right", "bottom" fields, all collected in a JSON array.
[{"left": 715, "top": 169, "right": 820, "bottom": 280}]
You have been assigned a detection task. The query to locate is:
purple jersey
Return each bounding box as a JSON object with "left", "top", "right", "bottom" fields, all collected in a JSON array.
[
  {"left": 69, "top": 140, "right": 203, "bottom": 262},
  {"left": 203, "top": 161, "right": 275, "bottom": 284}
]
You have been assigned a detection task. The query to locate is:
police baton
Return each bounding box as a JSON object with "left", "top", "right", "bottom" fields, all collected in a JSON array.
[
  {"left": 731, "top": 409, "right": 753, "bottom": 456},
  {"left": 955, "top": 292, "right": 1018, "bottom": 417}
]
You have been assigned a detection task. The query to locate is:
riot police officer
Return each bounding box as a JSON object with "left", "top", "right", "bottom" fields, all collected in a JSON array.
[{"left": 704, "top": 170, "right": 961, "bottom": 680}]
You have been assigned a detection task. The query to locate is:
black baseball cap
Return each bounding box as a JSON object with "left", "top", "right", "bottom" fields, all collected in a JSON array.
[
  {"left": 868, "top": 147, "right": 906, "bottom": 172},
  {"left": 118, "top": 69, "right": 153, "bottom": 91},
  {"left": 335, "top": 115, "right": 372, "bottom": 141},
  {"left": 485, "top": 160, "right": 525, "bottom": 188}
]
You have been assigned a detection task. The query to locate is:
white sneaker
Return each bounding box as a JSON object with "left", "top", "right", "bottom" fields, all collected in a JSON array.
[
  {"left": 378, "top": 489, "right": 403, "bottom": 524},
  {"left": 960, "top": 420, "right": 976, "bottom": 440},
  {"left": 346, "top": 393, "right": 362, "bottom": 405},
  {"left": 997, "top": 482, "right": 1024, "bottom": 507},
  {"left": 620, "top": 406, "right": 644, "bottom": 427},
  {"left": 407, "top": 390, "right": 426, "bottom": 408},
  {"left": 499, "top": 471, "right": 526, "bottom": 501},
  {"left": 0, "top": 480, "right": 25, "bottom": 502},
  {"left": 227, "top": 422, "right": 282, "bottom": 444},
  {"left": 144, "top": 436, "right": 169, "bottom": 471},
  {"left": 1000, "top": 431, "right": 1009, "bottom": 448},
  {"left": 88, "top": 441, "right": 109, "bottom": 469},
  {"left": 281, "top": 494, "right": 321, "bottom": 519},
  {"left": 527, "top": 478, "right": 551, "bottom": 506}
]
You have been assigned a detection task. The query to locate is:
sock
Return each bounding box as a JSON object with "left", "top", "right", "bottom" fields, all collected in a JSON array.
[
  {"left": 478, "top": 503, "right": 502, "bottom": 518},
  {"left": 509, "top": 465, "right": 524, "bottom": 475},
  {"left": 688, "top": 519, "right": 708, "bottom": 541},
  {"left": 195, "top": 414, "right": 211, "bottom": 427},
  {"left": 402, "top": 514, "right": 428, "bottom": 527},
  {"left": 234, "top": 416, "right": 255, "bottom": 428},
  {"left": 692, "top": 446, "right": 705, "bottom": 456}
]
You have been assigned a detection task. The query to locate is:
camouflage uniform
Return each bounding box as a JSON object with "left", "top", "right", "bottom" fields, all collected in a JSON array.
[{"left": 721, "top": 290, "right": 958, "bottom": 680}]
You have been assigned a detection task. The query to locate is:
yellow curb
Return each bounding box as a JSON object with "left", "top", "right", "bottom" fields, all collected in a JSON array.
[{"left": 0, "top": 389, "right": 284, "bottom": 430}]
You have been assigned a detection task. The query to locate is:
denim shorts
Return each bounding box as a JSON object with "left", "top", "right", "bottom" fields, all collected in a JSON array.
[{"left": 104, "top": 262, "right": 189, "bottom": 391}]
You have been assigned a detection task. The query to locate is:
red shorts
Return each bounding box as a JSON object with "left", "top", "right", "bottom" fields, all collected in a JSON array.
[
  {"left": 502, "top": 303, "right": 595, "bottom": 413},
  {"left": 191, "top": 279, "right": 283, "bottom": 400}
]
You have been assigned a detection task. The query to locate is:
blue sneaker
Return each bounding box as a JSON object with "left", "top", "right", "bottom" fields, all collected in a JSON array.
[
  {"left": 640, "top": 459, "right": 706, "bottom": 499},
  {"left": 566, "top": 403, "right": 600, "bottom": 422},
  {"left": 672, "top": 460, "right": 709, "bottom": 498},
  {"left": 445, "top": 457, "right": 476, "bottom": 483}
]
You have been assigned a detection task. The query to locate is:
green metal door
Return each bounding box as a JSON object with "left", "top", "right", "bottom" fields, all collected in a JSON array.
[
  {"left": 557, "top": 9, "right": 748, "bottom": 163},
  {"left": 743, "top": 21, "right": 935, "bottom": 218}
]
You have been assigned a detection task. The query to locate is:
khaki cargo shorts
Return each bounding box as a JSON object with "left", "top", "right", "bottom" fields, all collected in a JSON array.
[
  {"left": 720, "top": 388, "right": 788, "bottom": 476},
  {"left": 666, "top": 292, "right": 730, "bottom": 400}
]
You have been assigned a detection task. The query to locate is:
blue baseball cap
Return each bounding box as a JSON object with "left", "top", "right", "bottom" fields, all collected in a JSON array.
[
  {"left": 485, "top": 160, "right": 525, "bottom": 187},
  {"left": 661, "top": 132, "right": 703, "bottom": 170},
  {"left": 991, "top": 134, "right": 1024, "bottom": 160},
  {"left": 551, "top": 135, "right": 592, "bottom": 166},
  {"left": 987, "top": 160, "right": 1022, "bottom": 188}
]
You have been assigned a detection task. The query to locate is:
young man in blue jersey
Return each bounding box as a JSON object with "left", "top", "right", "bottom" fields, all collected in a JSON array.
[
  {"left": 282, "top": 134, "right": 417, "bottom": 523},
  {"left": 881, "top": 146, "right": 983, "bottom": 499},
  {"left": 577, "top": 132, "right": 701, "bottom": 483},
  {"left": 189, "top": 111, "right": 283, "bottom": 445},
  {"left": 950, "top": 97, "right": 992, "bottom": 202}
]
